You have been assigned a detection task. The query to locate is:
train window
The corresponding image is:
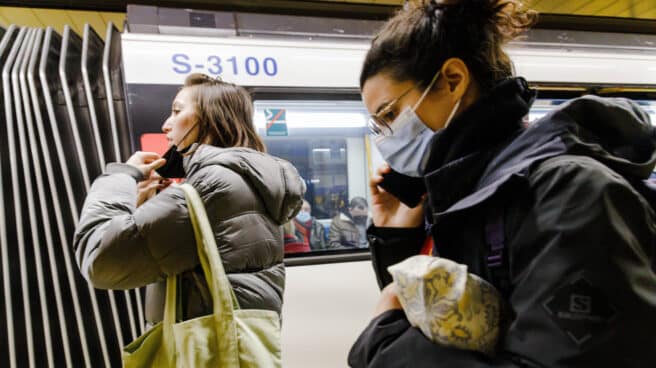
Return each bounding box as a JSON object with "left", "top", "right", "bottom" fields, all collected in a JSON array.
[
  {"left": 253, "top": 98, "right": 656, "bottom": 258},
  {"left": 264, "top": 138, "right": 348, "bottom": 220},
  {"left": 253, "top": 100, "right": 371, "bottom": 256}
]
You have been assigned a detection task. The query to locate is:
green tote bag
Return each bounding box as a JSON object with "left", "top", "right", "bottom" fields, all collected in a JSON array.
[{"left": 123, "top": 183, "right": 282, "bottom": 368}]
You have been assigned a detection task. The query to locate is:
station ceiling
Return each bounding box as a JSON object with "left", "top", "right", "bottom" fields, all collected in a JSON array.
[{"left": 0, "top": 0, "right": 654, "bottom": 39}]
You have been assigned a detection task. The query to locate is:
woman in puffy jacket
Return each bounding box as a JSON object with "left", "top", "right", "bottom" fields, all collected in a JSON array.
[
  {"left": 348, "top": 0, "right": 656, "bottom": 367},
  {"left": 73, "top": 73, "right": 305, "bottom": 326}
]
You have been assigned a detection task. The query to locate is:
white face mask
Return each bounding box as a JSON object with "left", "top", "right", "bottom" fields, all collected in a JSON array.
[
  {"left": 295, "top": 211, "right": 311, "bottom": 223},
  {"left": 374, "top": 70, "right": 461, "bottom": 177}
]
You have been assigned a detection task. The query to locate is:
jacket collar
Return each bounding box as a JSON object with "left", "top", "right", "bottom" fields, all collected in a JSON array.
[
  {"left": 422, "top": 78, "right": 536, "bottom": 216},
  {"left": 182, "top": 142, "right": 202, "bottom": 173}
]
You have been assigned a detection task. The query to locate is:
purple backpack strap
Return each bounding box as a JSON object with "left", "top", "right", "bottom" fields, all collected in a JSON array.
[
  {"left": 485, "top": 210, "right": 513, "bottom": 297},
  {"left": 485, "top": 213, "right": 505, "bottom": 268}
]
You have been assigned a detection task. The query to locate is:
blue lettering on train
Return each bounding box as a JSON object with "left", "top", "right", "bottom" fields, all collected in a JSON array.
[
  {"left": 172, "top": 53, "right": 192, "bottom": 74},
  {"left": 171, "top": 53, "right": 278, "bottom": 77}
]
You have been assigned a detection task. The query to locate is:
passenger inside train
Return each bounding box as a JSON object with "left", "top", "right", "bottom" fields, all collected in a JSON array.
[
  {"left": 329, "top": 196, "right": 371, "bottom": 249},
  {"left": 293, "top": 199, "right": 328, "bottom": 250}
]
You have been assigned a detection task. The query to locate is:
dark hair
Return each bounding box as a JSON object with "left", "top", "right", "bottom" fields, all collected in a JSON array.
[
  {"left": 349, "top": 196, "right": 368, "bottom": 209},
  {"left": 360, "top": 0, "right": 537, "bottom": 92},
  {"left": 184, "top": 73, "right": 266, "bottom": 152}
]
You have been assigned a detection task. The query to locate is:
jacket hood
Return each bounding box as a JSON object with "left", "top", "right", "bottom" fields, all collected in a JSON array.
[
  {"left": 184, "top": 144, "right": 306, "bottom": 224},
  {"left": 553, "top": 95, "right": 656, "bottom": 178},
  {"left": 482, "top": 95, "right": 656, "bottom": 188}
]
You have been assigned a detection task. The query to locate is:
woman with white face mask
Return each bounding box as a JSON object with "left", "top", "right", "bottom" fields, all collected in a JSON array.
[{"left": 350, "top": 0, "right": 656, "bottom": 367}]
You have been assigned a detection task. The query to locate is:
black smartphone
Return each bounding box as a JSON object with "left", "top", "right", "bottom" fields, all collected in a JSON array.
[{"left": 379, "top": 169, "right": 426, "bottom": 208}]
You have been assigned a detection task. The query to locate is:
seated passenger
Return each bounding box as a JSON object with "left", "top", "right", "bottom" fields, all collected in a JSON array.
[
  {"left": 328, "top": 197, "right": 370, "bottom": 248},
  {"left": 293, "top": 199, "right": 327, "bottom": 250},
  {"left": 283, "top": 221, "right": 310, "bottom": 254}
]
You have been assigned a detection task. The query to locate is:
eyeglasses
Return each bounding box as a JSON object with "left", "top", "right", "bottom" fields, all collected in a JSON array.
[
  {"left": 367, "top": 84, "right": 415, "bottom": 137},
  {"left": 367, "top": 70, "right": 442, "bottom": 137}
]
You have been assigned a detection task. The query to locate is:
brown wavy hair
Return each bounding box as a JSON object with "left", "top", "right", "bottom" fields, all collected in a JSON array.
[
  {"left": 360, "top": 0, "right": 537, "bottom": 92},
  {"left": 184, "top": 73, "right": 266, "bottom": 152}
]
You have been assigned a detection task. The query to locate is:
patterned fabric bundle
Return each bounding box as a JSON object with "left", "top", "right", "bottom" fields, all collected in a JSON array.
[{"left": 388, "top": 255, "right": 502, "bottom": 355}]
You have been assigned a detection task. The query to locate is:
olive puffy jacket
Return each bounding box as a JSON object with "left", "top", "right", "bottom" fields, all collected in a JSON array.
[{"left": 74, "top": 144, "right": 305, "bottom": 323}]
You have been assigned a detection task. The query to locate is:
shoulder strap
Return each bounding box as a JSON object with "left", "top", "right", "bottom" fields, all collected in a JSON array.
[
  {"left": 485, "top": 210, "right": 511, "bottom": 297},
  {"left": 485, "top": 213, "right": 504, "bottom": 268},
  {"left": 178, "top": 183, "right": 240, "bottom": 312}
]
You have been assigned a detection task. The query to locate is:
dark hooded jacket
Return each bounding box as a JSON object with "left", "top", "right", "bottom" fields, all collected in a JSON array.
[
  {"left": 74, "top": 144, "right": 305, "bottom": 323},
  {"left": 349, "top": 78, "right": 656, "bottom": 367}
]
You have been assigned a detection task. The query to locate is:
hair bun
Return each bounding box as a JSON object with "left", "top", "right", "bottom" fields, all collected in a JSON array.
[
  {"left": 361, "top": 0, "right": 537, "bottom": 93},
  {"left": 424, "top": 0, "right": 448, "bottom": 17},
  {"left": 424, "top": 0, "right": 536, "bottom": 41}
]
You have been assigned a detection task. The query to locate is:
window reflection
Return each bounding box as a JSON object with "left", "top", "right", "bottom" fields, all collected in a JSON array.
[
  {"left": 254, "top": 100, "right": 371, "bottom": 256},
  {"left": 264, "top": 138, "right": 348, "bottom": 220}
]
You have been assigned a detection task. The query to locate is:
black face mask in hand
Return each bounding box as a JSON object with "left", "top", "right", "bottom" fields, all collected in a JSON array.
[
  {"left": 155, "top": 123, "right": 198, "bottom": 178},
  {"left": 155, "top": 145, "right": 187, "bottom": 178}
]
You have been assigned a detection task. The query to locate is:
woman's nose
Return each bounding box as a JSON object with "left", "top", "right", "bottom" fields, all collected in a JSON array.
[{"left": 161, "top": 118, "right": 171, "bottom": 133}]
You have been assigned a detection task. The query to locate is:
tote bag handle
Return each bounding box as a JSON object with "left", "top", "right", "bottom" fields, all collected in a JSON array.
[{"left": 163, "top": 184, "right": 240, "bottom": 329}]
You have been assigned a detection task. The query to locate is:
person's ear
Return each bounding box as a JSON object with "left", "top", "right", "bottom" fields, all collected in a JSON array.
[{"left": 440, "top": 58, "right": 470, "bottom": 100}]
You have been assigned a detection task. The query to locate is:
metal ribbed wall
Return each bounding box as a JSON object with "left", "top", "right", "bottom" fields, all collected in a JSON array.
[{"left": 0, "top": 22, "right": 136, "bottom": 368}]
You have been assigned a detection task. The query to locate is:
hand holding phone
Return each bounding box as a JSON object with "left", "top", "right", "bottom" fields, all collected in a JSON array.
[
  {"left": 379, "top": 169, "right": 426, "bottom": 208},
  {"left": 370, "top": 165, "right": 426, "bottom": 228}
]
